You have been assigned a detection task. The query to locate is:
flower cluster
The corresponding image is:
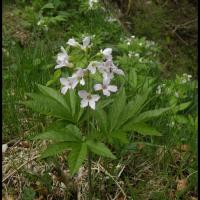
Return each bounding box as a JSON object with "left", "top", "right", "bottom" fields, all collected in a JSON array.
[{"left": 54, "top": 36, "right": 124, "bottom": 110}]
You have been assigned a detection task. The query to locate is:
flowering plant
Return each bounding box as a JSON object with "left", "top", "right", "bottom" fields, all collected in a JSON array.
[{"left": 24, "top": 35, "right": 172, "bottom": 198}]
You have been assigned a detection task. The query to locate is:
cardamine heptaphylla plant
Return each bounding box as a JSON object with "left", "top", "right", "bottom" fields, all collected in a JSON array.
[{"left": 25, "top": 35, "right": 172, "bottom": 199}]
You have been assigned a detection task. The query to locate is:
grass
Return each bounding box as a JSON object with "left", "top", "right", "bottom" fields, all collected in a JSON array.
[{"left": 2, "top": 0, "right": 197, "bottom": 199}]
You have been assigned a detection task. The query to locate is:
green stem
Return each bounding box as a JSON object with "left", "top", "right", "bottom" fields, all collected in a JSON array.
[
  {"left": 88, "top": 150, "right": 92, "bottom": 200},
  {"left": 87, "top": 71, "right": 93, "bottom": 200}
]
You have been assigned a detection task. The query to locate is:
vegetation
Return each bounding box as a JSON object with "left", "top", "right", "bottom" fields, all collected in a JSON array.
[{"left": 3, "top": 0, "right": 197, "bottom": 199}]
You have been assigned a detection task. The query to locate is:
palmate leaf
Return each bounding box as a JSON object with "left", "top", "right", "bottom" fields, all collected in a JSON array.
[
  {"left": 116, "top": 87, "right": 152, "bottom": 129},
  {"left": 34, "top": 124, "right": 82, "bottom": 142},
  {"left": 24, "top": 93, "right": 72, "bottom": 120},
  {"left": 86, "top": 140, "right": 116, "bottom": 159},
  {"left": 40, "top": 142, "right": 74, "bottom": 159},
  {"left": 68, "top": 142, "right": 88, "bottom": 175},
  {"left": 108, "top": 88, "right": 126, "bottom": 132},
  {"left": 121, "top": 122, "right": 161, "bottom": 136},
  {"left": 37, "top": 84, "right": 70, "bottom": 112}
]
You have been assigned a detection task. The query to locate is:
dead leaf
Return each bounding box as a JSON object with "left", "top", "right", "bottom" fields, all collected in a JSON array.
[
  {"left": 180, "top": 144, "right": 190, "bottom": 152},
  {"left": 176, "top": 179, "right": 187, "bottom": 191},
  {"left": 2, "top": 144, "right": 8, "bottom": 153},
  {"left": 19, "top": 141, "right": 30, "bottom": 148}
]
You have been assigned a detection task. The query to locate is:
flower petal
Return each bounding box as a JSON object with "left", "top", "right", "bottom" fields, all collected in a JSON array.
[
  {"left": 108, "top": 85, "right": 118, "bottom": 92},
  {"left": 91, "top": 94, "right": 100, "bottom": 101},
  {"left": 94, "top": 84, "right": 102, "bottom": 91},
  {"left": 89, "top": 100, "right": 96, "bottom": 110},
  {"left": 81, "top": 99, "right": 89, "bottom": 108},
  {"left": 80, "top": 78, "right": 85, "bottom": 86},
  {"left": 61, "top": 86, "right": 69, "bottom": 94},
  {"left": 78, "top": 90, "right": 88, "bottom": 99},
  {"left": 60, "top": 78, "right": 68, "bottom": 85},
  {"left": 67, "top": 38, "right": 79, "bottom": 47},
  {"left": 103, "top": 89, "right": 110, "bottom": 96},
  {"left": 82, "top": 36, "right": 90, "bottom": 47}
]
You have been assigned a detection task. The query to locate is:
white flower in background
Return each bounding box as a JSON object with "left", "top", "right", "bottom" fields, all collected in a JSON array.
[
  {"left": 101, "top": 48, "right": 112, "bottom": 60},
  {"left": 72, "top": 68, "right": 87, "bottom": 86},
  {"left": 78, "top": 90, "right": 100, "bottom": 110},
  {"left": 94, "top": 77, "right": 118, "bottom": 96},
  {"left": 81, "top": 36, "right": 91, "bottom": 50},
  {"left": 131, "top": 35, "right": 135, "bottom": 39},
  {"left": 156, "top": 85, "right": 162, "bottom": 94},
  {"left": 55, "top": 46, "right": 71, "bottom": 69},
  {"left": 127, "top": 42, "right": 131, "bottom": 45},
  {"left": 89, "top": 0, "right": 98, "bottom": 8},
  {"left": 139, "top": 42, "right": 143, "bottom": 46},
  {"left": 107, "top": 16, "right": 117, "bottom": 22},
  {"left": 181, "top": 78, "right": 187, "bottom": 84},
  {"left": 67, "top": 38, "right": 80, "bottom": 47},
  {"left": 67, "top": 37, "right": 91, "bottom": 50},
  {"left": 134, "top": 53, "right": 140, "bottom": 57},
  {"left": 183, "top": 73, "right": 192, "bottom": 81},
  {"left": 139, "top": 58, "right": 143, "bottom": 62},
  {"left": 2, "top": 144, "right": 8, "bottom": 153},
  {"left": 60, "top": 77, "right": 78, "bottom": 94}
]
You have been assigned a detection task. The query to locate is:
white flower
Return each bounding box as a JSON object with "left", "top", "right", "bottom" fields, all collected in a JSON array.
[
  {"left": 101, "top": 60, "right": 124, "bottom": 80},
  {"left": 131, "top": 35, "right": 135, "bottom": 39},
  {"left": 60, "top": 77, "right": 78, "bottom": 94},
  {"left": 72, "top": 68, "right": 87, "bottom": 86},
  {"left": 89, "top": 0, "right": 98, "bottom": 8},
  {"left": 107, "top": 16, "right": 117, "bottom": 22},
  {"left": 127, "top": 42, "right": 131, "bottom": 45},
  {"left": 81, "top": 36, "right": 91, "bottom": 50},
  {"left": 55, "top": 46, "right": 71, "bottom": 69},
  {"left": 134, "top": 53, "right": 140, "bottom": 57},
  {"left": 94, "top": 78, "right": 118, "bottom": 96},
  {"left": 67, "top": 38, "right": 79, "bottom": 47},
  {"left": 78, "top": 90, "right": 100, "bottom": 110},
  {"left": 101, "top": 48, "right": 112, "bottom": 60},
  {"left": 67, "top": 37, "right": 91, "bottom": 50},
  {"left": 2, "top": 144, "right": 8, "bottom": 153},
  {"left": 156, "top": 85, "right": 162, "bottom": 94}
]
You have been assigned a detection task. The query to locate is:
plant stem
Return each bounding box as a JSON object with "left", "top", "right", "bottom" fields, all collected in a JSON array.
[
  {"left": 87, "top": 70, "right": 93, "bottom": 199},
  {"left": 88, "top": 150, "right": 92, "bottom": 200}
]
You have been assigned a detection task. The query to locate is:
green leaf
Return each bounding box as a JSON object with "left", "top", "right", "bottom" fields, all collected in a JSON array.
[
  {"left": 68, "top": 90, "right": 77, "bottom": 117},
  {"left": 96, "top": 99, "right": 114, "bottom": 110},
  {"left": 117, "top": 88, "right": 151, "bottom": 128},
  {"left": 110, "top": 131, "right": 129, "bottom": 144},
  {"left": 40, "top": 142, "right": 73, "bottom": 159},
  {"left": 128, "top": 68, "right": 137, "bottom": 88},
  {"left": 68, "top": 142, "right": 87, "bottom": 175},
  {"left": 132, "top": 107, "right": 172, "bottom": 123},
  {"left": 122, "top": 122, "right": 161, "bottom": 136},
  {"left": 174, "top": 101, "right": 191, "bottom": 113},
  {"left": 41, "top": 3, "right": 54, "bottom": 10},
  {"left": 174, "top": 115, "right": 188, "bottom": 124},
  {"left": 86, "top": 140, "right": 116, "bottom": 159},
  {"left": 37, "top": 84, "right": 70, "bottom": 112},
  {"left": 34, "top": 124, "right": 82, "bottom": 142},
  {"left": 24, "top": 94, "right": 72, "bottom": 120},
  {"left": 108, "top": 88, "right": 126, "bottom": 132},
  {"left": 95, "top": 109, "right": 107, "bottom": 133},
  {"left": 46, "top": 69, "right": 61, "bottom": 86}
]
